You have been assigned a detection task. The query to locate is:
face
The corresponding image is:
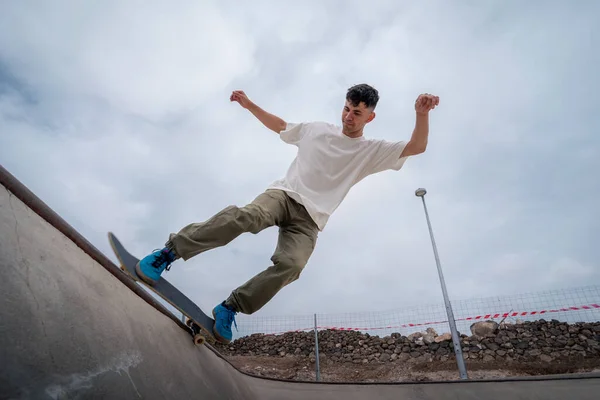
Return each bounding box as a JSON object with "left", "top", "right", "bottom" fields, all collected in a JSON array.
[{"left": 341, "top": 100, "right": 375, "bottom": 134}]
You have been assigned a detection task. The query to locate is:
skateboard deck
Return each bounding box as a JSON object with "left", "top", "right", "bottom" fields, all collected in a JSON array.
[{"left": 107, "top": 232, "right": 216, "bottom": 346}]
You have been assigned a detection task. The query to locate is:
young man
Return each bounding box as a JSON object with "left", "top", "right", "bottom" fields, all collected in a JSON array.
[{"left": 135, "top": 84, "right": 439, "bottom": 344}]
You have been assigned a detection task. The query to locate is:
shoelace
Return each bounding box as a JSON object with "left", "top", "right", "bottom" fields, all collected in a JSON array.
[
  {"left": 224, "top": 310, "right": 238, "bottom": 332},
  {"left": 150, "top": 249, "right": 173, "bottom": 271}
]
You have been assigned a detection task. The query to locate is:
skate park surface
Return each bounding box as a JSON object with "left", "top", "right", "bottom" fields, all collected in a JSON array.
[{"left": 2, "top": 164, "right": 600, "bottom": 399}]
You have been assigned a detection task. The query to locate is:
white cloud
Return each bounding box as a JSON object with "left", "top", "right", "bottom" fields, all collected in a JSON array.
[
  {"left": 0, "top": 1, "right": 255, "bottom": 119},
  {"left": 1, "top": 0, "right": 599, "bottom": 332}
]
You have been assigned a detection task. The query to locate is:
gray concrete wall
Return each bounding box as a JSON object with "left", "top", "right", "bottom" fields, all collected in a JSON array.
[{"left": 0, "top": 182, "right": 257, "bottom": 399}]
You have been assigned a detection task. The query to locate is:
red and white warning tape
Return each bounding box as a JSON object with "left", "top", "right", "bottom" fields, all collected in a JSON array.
[{"left": 264, "top": 303, "right": 600, "bottom": 336}]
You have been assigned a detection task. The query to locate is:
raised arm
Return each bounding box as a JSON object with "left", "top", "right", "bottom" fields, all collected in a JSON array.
[
  {"left": 400, "top": 93, "right": 439, "bottom": 158},
  {"left": 230, "top": 90, "right": 287, "bottom": 133}
]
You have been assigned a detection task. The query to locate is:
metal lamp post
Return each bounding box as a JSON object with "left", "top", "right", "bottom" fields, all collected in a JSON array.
[{"left": 415, "top": 188, "right": 468, "bottom": 380}]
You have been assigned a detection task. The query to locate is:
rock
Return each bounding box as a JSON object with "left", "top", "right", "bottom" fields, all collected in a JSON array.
[
  {"left": 528, "top": 349, "right": 542, "bottom": 357},
  {"left": 550, "top": 328, "right": 562, "bottom": 336},
  {"left": 423, "top": 333, "right": 436, "bottom": 345},
  {"left": 486, "top": 342, "right": 500, "bottom": 351},
  {"left": 516, "top": 342, "right": 529, "bottom": 350},
  {"left": 556, "top": 337, "right": 568, "bottom": 346},
  {"left": 540, "top": 354, "right": 553, "bottom": 363},
  {"left": 429, "top": 343, "right": 440, "bottom": 351},
  {"left": 436, "top": 347, "right": 450, "bottom": 356},
  {"left": 426, "top": 328, "right": 437, "bottom": 335},
  {"left": 435, "top": 333, "right": 452, "bottom": 343},
  {"left": 470, "top": 321, "right": 499, "bottom": 338}
]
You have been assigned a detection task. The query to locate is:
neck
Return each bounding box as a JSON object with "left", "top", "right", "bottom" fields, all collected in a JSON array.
[{"left": 342, "top": 126, "right": 363, "bottom": 138}]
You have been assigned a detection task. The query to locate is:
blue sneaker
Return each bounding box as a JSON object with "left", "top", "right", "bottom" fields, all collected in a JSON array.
[
  {"left": 212, "top": 302, "right": 238, "bottom": 344},
  {"left": 135, "top": 247, "right": 177, "bottom": 285}
]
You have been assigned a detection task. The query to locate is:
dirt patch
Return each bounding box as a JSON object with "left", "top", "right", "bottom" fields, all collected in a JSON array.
[
  {"left": 225, "top": 355, "right": 600, "bottom": 383},
  {"left": 413, "top": 356, "right": 600, "bottom": 376}
]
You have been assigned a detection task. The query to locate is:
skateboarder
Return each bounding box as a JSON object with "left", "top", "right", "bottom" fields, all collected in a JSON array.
[{"left": 135, "top": 84, "right": 439, "bottom": 344}]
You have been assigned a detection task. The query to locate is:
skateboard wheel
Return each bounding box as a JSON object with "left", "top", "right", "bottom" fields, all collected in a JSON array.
[
  {"left": 193, "top": 334, "right": 206, "bottom": 346},
  {"left": 185, "top": 318, "right": 193, "bottom": 328}
]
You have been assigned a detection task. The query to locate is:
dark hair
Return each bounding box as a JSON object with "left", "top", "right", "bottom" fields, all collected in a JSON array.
[{"left": 346, "top": 83, "right": 379, "bottom": 109}]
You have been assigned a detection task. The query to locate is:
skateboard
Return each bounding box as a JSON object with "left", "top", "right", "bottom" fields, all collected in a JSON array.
[{"left": 107, "top": 232, "right": 216, "bottom": 346}]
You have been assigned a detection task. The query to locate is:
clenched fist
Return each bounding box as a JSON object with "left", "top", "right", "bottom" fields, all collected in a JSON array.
[
  {"left": 230, "top": 90, "right": 253, "bottom": 109},
  {"left": 415, "top": 93, "right": 439, "bottom": 114}
]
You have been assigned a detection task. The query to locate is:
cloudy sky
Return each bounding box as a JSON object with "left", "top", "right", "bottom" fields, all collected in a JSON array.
[{"left": 1, "top": 1, "right": 599, "bottom": 334}]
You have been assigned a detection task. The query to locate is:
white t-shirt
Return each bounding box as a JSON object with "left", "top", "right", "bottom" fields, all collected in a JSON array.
[{"left": 267, "top": 121, "right": 409, "bottom": 231}]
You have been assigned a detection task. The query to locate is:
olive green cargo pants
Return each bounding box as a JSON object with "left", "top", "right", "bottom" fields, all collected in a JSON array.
[{"left": 165, "top": 189, "right": 319, "bottom": 315}]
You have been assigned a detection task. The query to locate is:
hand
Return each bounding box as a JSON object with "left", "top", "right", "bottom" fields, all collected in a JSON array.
[
  {"left": 415, "top": 93, "right": 439, "bottom": 115},
  {"left": 230, "top": 90, "right": 253, "bottom": 109}
]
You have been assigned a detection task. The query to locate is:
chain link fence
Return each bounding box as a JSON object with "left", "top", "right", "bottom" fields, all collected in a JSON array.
[{"left": 230, "top": 284, "right": 600, "bottom": 341}]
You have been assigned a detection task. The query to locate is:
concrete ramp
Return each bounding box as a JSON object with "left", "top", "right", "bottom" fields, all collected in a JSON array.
[{"left": 1, "top": 164, "right": 600, "bottom": 399}]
